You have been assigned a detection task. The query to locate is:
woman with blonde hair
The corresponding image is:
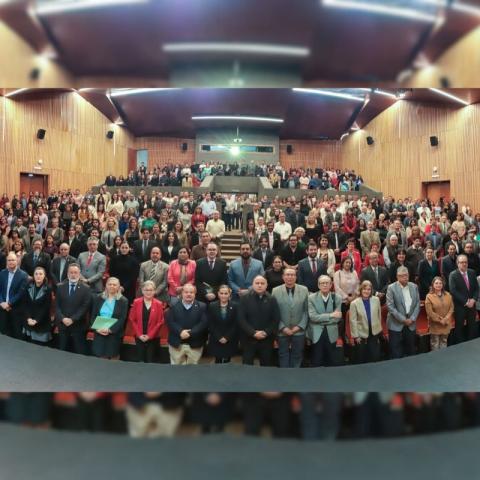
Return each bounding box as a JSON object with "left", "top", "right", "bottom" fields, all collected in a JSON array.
[
  {"left": 90, "top": 277, "right": 129, "bottom": 359},
  {"left": 349, "top": 280, "right": 382, "bottom": 363},
  {"left": 424, "top": 276, "right": 453, "bottom": 351}
]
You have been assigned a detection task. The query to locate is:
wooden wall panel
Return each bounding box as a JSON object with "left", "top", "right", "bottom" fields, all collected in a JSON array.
[
  {"left": 279, "top": 139, "right": 343, "bottom": 170},
  {"left": 2, "top": 92, "right": 133, "bottom": 196},
  {"left": 341, "top": 100, "right": 480, "bottom": 210},
  {"left": 406, "top": 27, "right": 480, "bottom": 88},
  {"left": 0, "top": 22, "right": 73, "bottom": 87},
  {"left": 132, "top": 137, "right": 195, "bottom": 169}
]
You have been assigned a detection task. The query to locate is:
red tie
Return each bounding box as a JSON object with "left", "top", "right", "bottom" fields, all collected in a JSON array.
[
  {"left": 463, "top": 272, "right": 470, "bottom": 290},
  {"left": 311, "top": 259, "right": 317, "bottom": 273},
  {"left": 87, "top": 253, "right": 93, "bottom": 266}
]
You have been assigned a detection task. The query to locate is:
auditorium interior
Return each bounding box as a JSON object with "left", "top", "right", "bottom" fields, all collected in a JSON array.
[{"left": 1, "top": 3, "right": 480, "bottom": 467}]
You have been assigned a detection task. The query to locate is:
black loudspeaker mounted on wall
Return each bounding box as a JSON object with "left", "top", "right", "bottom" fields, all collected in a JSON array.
[
  {"left": 430, "top": 136, "right": 439, "bottom": 147},
  {"left": 181, "top": 142, "right": 188, "bottom": 152},
  {"left": 37, "top": 129, "right": 46, "bottom": 140},
  {"left": 286, "top": 144, "right": 293, "bottom": 154},
  {"left": 106, "top": 130, "right": 114, "bottom": 139},
  {"left": 366, "top": 136, "right": 374, "bottom": 145}
]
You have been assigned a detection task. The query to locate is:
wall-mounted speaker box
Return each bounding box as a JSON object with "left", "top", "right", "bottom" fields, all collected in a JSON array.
[
  {"left": 182, "top": 142, "right": 188, "bottom": 151},
  {"left": 286, "top": 144, "right": 293, "bottom": 154},
  {"left": 106, "top": 130, "right": 114, "bottom": 139},
  {"left": 37, "top": 129, "right": 46, "bottom": 140},
  {"left": 366, "top": 136, "right": 374, "bottom": 145},
  {"left": 430, "top": 136, "right": 439, "bottom": 147}
]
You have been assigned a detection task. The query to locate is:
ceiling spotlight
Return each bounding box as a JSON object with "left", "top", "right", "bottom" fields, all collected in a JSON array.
[{"left": 230, "top": 146, "right": 240, "bottom": 156}]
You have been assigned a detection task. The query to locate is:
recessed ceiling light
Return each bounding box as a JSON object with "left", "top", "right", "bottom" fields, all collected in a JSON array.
[
  {"left": 110, "top": 88, "right": 179, "bottom": 97},
  {"left": 429, "top": 88, "right": 470, "bottom": 106},
  {"left": 322, "top": 0, "right": 438, "bottom": 22},
  {"left": 192, "top": 115, "right": 284, "bottom": 123},
  {"left": 292, "top": 88, "right": 365, "bottom": 102},
  {"left": 35, "top": 0, "right": 147, "bottom": 15},
  {"left": 163, "top": 42, "right": 310, "bottom": 58}
]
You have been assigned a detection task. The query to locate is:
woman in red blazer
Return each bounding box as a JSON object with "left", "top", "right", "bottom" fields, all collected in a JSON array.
[
  {"left": 340, "top": 238, "right": 362, "bottom": 276},
  {"left": 128, "top": 281, "right": 165, "bottom": 362},
  {"left": 166, "top": 247, "right": 196, "bottom": 300}
]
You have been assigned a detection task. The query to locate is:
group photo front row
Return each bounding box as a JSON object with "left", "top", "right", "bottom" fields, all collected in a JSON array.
[{"left": 0, "top": 186, "right": 479, "bottom": 367}]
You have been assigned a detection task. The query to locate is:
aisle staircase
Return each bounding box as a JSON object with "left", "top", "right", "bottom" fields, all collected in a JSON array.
[{"left": 221, "top": 229, "right": 243, "bottom": 264}]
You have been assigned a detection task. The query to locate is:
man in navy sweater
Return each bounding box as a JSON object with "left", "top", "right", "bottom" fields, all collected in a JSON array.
[{"left": 166, "top": 284, "right": 208, "bottom": 365}]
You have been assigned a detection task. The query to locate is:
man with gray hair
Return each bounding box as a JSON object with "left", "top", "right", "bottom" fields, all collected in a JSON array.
[
  {"left": 77, "top": 237, "right": 106, "bottom": 293},
  {"left": 386, "top": 266, "right": 420, "bottom": 359}
]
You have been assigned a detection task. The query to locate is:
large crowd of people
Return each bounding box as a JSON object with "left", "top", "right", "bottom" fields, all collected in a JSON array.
[
  {"left": 104, "top": 163, "right": 364, "bottom": 191},
  {"left": 0, "top": 174, "right": 479, "bottom": 367},
  {"left": 2, "top": 392, "right": 479, "bottom": 440}
]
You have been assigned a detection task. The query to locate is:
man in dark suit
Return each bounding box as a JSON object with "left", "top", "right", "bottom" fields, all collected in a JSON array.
[
  {"left": 238, "top": 275, "right": 280, "bottom": 366},
  {"left": 54, "top": 263, "right": 91, "bottom": 354},
  {"left": 133, "top": 228, "right": 157, "bottom": 264},
  {"left": 50, "top": 243, "right": 77, "bottom": 289},
  {"left": 445, "top": 230, "right": 463, "bottom": 255},
  {"left": 105, "top": 175, "right": 116, "bottom": 186},
  {"left": 327, "top": 222, "right": 347, "bottom": 261},
  {"left": 20, "top": 238, "right": 51, "bottom": 279},
  {"left": 297, "top": 242, "right": 327, "bottom": 293},
  {"left": 463, "top": 241, "right": 480, "bottom": 276},
  {"left": 0, "top": 252, "right": 29, "bottom": 338},
  {"left": 194, "top": 242, "right": 228, "bottom": 303},
  {"left": 166, "top": 284, "right": 208, "bottom": 364},
  {"left": 246, "top": 203, "right": 262, "bottom": 227},
  {"left": 287, "top": 203, "right": 306, "bottom": 231},
  {"left": 261, "top": 221, "right": 282, "bottom": 254},
  {"left": 441, "top": 243, "right": 458, "bottom": 291},
  {"left": 359, "top": 251, "right": 389, "bottom": 304},
  {"left": 69, "top": 223, "right": 88, "bottom": 258},
  {"left": 449, "top": 254, "right": 480, "bottom": 344},
  {"left": 253, "top": 236, "right": 274, "bottom": 269}
]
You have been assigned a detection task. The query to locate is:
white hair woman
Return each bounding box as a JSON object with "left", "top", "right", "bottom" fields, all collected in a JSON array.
[{"left": 90, "top": 276, "right": 129, "bottom": 359}]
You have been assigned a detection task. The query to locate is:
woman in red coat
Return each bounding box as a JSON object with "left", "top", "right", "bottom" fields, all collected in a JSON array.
[
  {"left": 340, "top": 238, "right": 362, "bottom": 276},
  {"left": 128, "top": 281, "right": 165, "bottom": 362}
]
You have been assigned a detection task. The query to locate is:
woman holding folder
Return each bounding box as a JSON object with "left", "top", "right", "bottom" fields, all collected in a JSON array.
[
  {"left": 90, "top": 277, "right": 129, "bottom": 359},
  {"left": 129, "top": 280, "right": 165, "bottom": 363}
]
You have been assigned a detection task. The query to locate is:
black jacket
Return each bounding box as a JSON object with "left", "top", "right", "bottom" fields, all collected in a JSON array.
[
  {"left": 90, "top": 294, "right": 129, "bottom": 336},
  {"left": 133, "top": 239, "right": 157, "bottom": 264},
  {"left": 166, "top": 300, "right": 208, "bottom": 348},
  {"left": 20, "top": 251, "right": 51, "bottom": 278},
  {"left": 21, "top": 282, "right": 52, "bottom": 333},
  {"left": 207, "top": 301, "right": 239, "bottom": 358},
  {"left": 252, "top": 247, "right": 275, "bottom": 269},
  {"left": 50, "top": 255, "right": 77, "bottom": 287},
  {"left": 194, "top": 257, "right": 228, "bottom": 303},
  {"left": 449, "top": 268, "right": 479, "bottom": 306},
  {"left": 237, "top": 291, "right": 280, "bottom": 339},
  {"left": 54, "top": 281, "right": 92, "bottom": 331},
  {"left": 297, "top": 257, "right": 327, "bottom": 293},
  {"left": 260, "top": 231, "right": 282, "bottom": 254}
]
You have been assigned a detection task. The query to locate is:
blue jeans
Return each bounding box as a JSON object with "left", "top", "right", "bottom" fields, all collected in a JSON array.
[{"left": 278, "top": 334, "right": 305, "bottom": 368}]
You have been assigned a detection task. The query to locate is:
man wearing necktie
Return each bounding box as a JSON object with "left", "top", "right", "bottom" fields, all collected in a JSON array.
[
  {"left": 20, "top": 239, "right": 51, "bottom": 280},
  {"left": 253, "top": 237, "right": 274, "bottom": 269},
  {"left": 54, "top": 263, "right": 91, "bottom": 354},
  {"left": 297, "top": 242, "right": 327, "bottom": 293},
  {"left": 133, "top": 228, "right": 155, "bottom": 264},
  {"left": 449, "top": 254, "right": 479, "bottom": 344},
  {"left": 78, "top": 237, "right": 106, "bottom": 293}
]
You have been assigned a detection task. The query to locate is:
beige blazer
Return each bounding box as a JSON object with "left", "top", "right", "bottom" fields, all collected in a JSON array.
[{"left": 349, "top": 296, "right": 382, "bottom": 339}]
